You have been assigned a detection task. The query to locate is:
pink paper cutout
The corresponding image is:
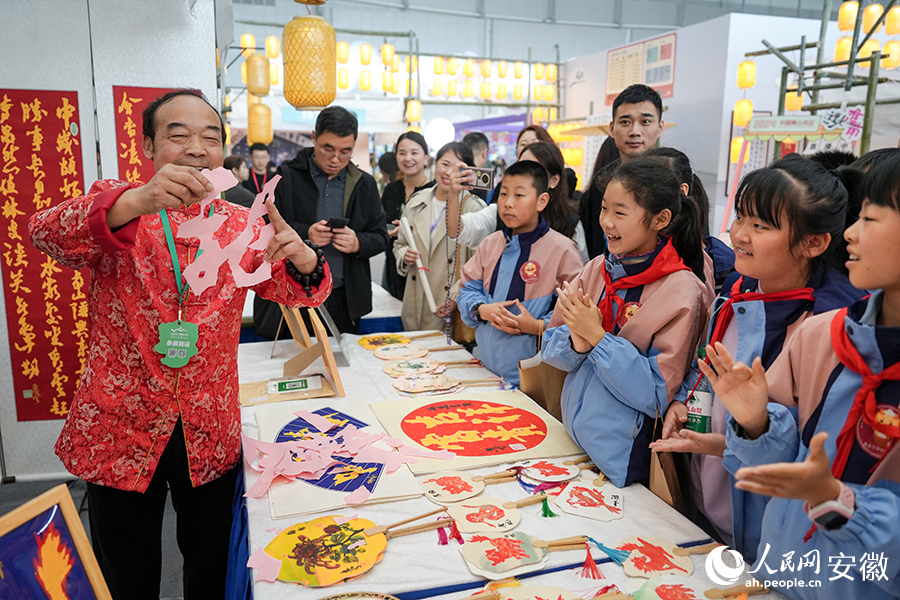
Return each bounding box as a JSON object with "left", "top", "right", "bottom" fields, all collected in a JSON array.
[
  {"left": 248, "top": 547, "right": 282, "bottom": 583},
  {"left": 178, "top": 168, "right": 278, "bottom": 295},
  {"left": 266, "top": 527, "right": 279, "bottom": 532},
  {"left": 334, "top": 514, "right": 359, "bottom": 524},
  {"left": 344, "top": 487, "right": 372, "bottom": 505},
  {"left": 354, "top": 445, "right": 416, "bottom": 473},
  {"left": 397, "top": 444, "right": 457, "bottom": 460},
  {"left": 384, "top": 437, "right": 405, "bottom": 448},
  {"left": 293, "top": 409, "right": 336, "bottom": 433},
  {"left": 347, "top": 539, "right": 367, "bottom": 550}
]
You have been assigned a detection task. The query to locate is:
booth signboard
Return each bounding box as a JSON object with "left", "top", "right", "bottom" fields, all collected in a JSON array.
[
  {"left": 605, "top": 33, "right": 676, "bottom": 105},
  {"left": 112, "top": 86, "right": 177, "bottom": 184},
  {"left": 744, "top": 115, "right": 822, "bottom": 140},
  {"left": 0, "top": 88, "right": 90, "bottom": 421}
]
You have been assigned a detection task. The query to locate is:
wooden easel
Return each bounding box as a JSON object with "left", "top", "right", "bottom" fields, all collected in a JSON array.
[{"left": 279, "top": 305, "right": 345, "bottom": 396}]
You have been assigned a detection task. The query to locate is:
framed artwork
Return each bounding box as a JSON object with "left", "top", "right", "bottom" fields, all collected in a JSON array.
[{"left": 0, "top": 483, "right": 111, "bottom": 599}]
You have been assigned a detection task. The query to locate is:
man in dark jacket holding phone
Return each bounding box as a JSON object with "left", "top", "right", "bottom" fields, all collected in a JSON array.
[{"left": 254, "top": 106, "right": 388, "bottom": 335}]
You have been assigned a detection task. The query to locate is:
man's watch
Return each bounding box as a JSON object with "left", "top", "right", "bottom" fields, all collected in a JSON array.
[{"left": 805, "top": 481, "right": 855, "bottom": 531}]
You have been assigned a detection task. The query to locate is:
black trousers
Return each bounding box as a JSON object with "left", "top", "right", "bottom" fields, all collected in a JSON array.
[
  {"left": 86, "top": 420, "right": 239, "bottom": 600},
  {"left": 323, "top": 285, "right": 360, "bottom": 334}
]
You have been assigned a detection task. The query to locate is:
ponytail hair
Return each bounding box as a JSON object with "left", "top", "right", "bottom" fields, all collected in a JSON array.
[
  {"left": 611, "top": 158, "right": 706, "bottom": 282},
  {"left": 644, "top": 147, "right": 711, "bottom": 237},
  {"left": 734, "top": 154, "right": 862, "bottom": 276}
]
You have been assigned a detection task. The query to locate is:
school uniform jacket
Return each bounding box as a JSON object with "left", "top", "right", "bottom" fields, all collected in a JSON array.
[
  {"left": 692, "top": 269, "right": 863, "bottom": 561},
  {"left": 392, "top": 188, "right": 485, "bottom": 332},
  {"left": 724, "top": 292, "right": 900, "bottom": 599},
  {"left": 457, "top": 220, "right": 583, "bottom": 386},
  {"left": 542, "top": 247, "right": 708, "bottom": 487}
]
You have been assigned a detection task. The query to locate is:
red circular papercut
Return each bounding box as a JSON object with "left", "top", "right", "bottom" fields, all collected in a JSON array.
[{"left": 401, "top": 400, "right": 548, "bottom": 456}]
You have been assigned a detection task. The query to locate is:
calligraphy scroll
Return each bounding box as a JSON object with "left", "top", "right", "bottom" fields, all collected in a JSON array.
[
  {"left": 0, "top": 89, "right": 88, "bottom": 421},
  {"left": 112, "top": 86, "right": 177, "bottom": 183}
]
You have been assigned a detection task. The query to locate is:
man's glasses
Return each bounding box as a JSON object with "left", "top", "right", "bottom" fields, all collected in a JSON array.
[{"left": 317, "top": 145, "right": 353, "bottom": 162}]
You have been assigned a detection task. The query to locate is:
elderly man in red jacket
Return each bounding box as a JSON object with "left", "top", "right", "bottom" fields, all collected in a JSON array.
[{"left": 29, "top": 89, "right": 331, "bottom": 600}]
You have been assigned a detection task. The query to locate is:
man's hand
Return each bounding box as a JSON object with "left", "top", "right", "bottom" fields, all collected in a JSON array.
[
  {"left": 332, "top": 226, "right": 360, "bottom": 254},
  {"left": 107, "top": 164, "right": 214, "bottom": 228},
  {"left": 308, "top": 220, "right": 334, "bottom": 246},
  {"left": 435, "top": 299, "right": 456, "bottom": 319},
  {"left": 388, "top": 219, "right": 400, "bottom": 239},
  {"left": 265, "top": 199, "right": 317, "bottom": 273}
]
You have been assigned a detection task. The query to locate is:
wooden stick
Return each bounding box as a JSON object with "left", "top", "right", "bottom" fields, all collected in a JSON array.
[
  {"left": 578, "top": 463, "right": 597, "bottom": 471},
  {"left": 386, "top": 517, "right": 454, "bottom": 539},
  {"left": 545, "top": 543, "right": 589, "bottom": 552},
  {"left": 459, "top": 378, "right": 504, "bottom": 384},
  {"left": 672, "top": 542, "right": 721, "bottom": 556},
  {"left": 407, "top": 331, "right": 443, "bottom": 341},
  {"left": 484, "top": 475, "right": 518, "bottom": 485},
  {"left": 472, "top": 469, "right": 517, "bottom": 482},
  {"left": 439, "top": 359, "right": 481, "bottom": 367},
  {"left": 465, "top": 593, "right": 502, "bottom": 600},
  {"left": 400, "top": 217, "right": 437, "bottom": 313},
  {"left": 503, "top": 493, "right": 547, "bottom": 509},
  {"left": 464, "top": 381, "right": 505, "bottom": 388},
  {"left": 563, "top": 455, "right": 592, "bottom": 466},
  {"left": 593, "top": 471, "right": 608, "bottom": 486},
  {"left": 364, "top": 506, "right": 447, "bottom": 536},
  {"left": 704, "top": 581, "right": 767, "bottom": 599},
  {"left": 533, "top": 535, "right": 588, "bottom": 549},
  {"left": 428, "top": 345, "right": 463, "bottom": 352}
]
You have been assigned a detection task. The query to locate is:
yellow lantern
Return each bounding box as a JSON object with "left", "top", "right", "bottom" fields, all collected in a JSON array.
[
  {"left": 785, "top": 88, "right": 803, "bottom": 111},
  {"left": 406, "top": 56, "right": 418, "bottom": 74},
  {"left": 480, "top": 82, "right": 491, "bottom": 99},
  {"left": 545, "top": 84, "right": 555, "bottom": 102},
  {"left": 533, "top": 84, "right": 543, "bottom": 101},
  {"left": 534, "top": 63, "right": 545, "bottom": 80},
  {"left": 463, "top": 80, "right": 474, "bottom": 97},
  {"left": 882, "top": 40, "right": 900, "bottom": 70},
  {"left": 859, "top": 38, "right": 881, "bottom": 67},
  {"left": 241, "top": 61, "right": 247, "bottom": 84},
  {"left": 569, "top": 148, "right": 584, "bottom": 166},
  {"left": 283, "top": 15, "right": 336, "bottom": 108},
  {"left": 406, "top": 99, "right": 421, "bottom": 123},
  {"left": 447, "top": 80, "right": 458, "bottom": 97},
  {"left": 248, "top": 102, "right": 272, "bottom": 145},
  {"left": 408, "top": 125, "right": 421, "bottom": 133},
  {"left": 730, "top": 137, "right": 750, "bottom": 164},
  {"left": 545, "top": 64, "right": 557, "bottom": 82},
  {"left": 405, "top": 79, "right": 417, "bottom": 96},
  {"left": 241, "top": 33, "right": 255, "bottom": 57},
  {"left": 247, "top": 93, "right": 261, "bottom": 105},
  {"left": 863, "top": 3, "right": 884, "bottom": 33},
  {"left": 382, "top": 70, "right": 392, "bottom": 92},
  {"left": 225, "top": 123, "right": 231, "bottom": 145},
  {"left": 481, "top": 60, "right": 492, "bottom": 78},
  {"left": 359, "top": 69, "right": 371, "bottom": 91},
  {"left": 498, "top": 60, "right": 508, "bottom": 78},
  {"left": 432, "top": 80, "right": 443, "bottom": 96},
  {"left": 834, "top": 36, "right": 853, "bottom": 62},
  {"left": 382, "top": 43, "right": 394, "bottom": 66},
  {"left": 360, "top": 43, "right": 372, "bottom": 65},
  {"left": 391, "top": 76, "right": 399, "bottom": 95},
  {"left": 269, "top": 64, "right": 280, "bottom": 85},
  {"left": 463, "top": 59, "right": 475, "bottom": 78},
  {"left": 434, "top": 56, "right": 445, "bottom": 75},
  {"left": 338, "top": 68, "right": 349, "bottom": 90},
  {"left": 513, "top": 83, "right": 523, "bottom": 100},
  {"left": 391, "top": 54, "right": 400, "bottom": 73},
  {"left": 737, "top": 60, "right": 756, "bottom": 89},
  {"left": 838, "top": 1, "right": 859, "bottom": 31},
  {"left": 533, "top": 107, "right": 545, "bottom": 122},
  {"left": 336, "top": 41, "right": 350, "bottom": 64},
  {"left": 496, "top": 82, "right": 507, "bottom": 100},
  {"left": 549, "top": 107, "right": 557, "bottom": 121},
  {"left": 266, "top": 36, "right": 280, "bottom": 59},
  {"left": 887, "top": 6, "right": 900, "bottom": 35},
  {"left": 514, "top": 61, "right": 524, "bottom": 79},
  {"left": 447, "top": 57, "right": 459, "bottom": 76},
  {"left": 733, "top": 98, "right": 753, "bottom": 126},
  {"left": 246, "top": 53, "right": 270, "bottom": 96}
]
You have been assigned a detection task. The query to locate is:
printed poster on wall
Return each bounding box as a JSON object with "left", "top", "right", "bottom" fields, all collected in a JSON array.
[
  {"left": 112, "top": 86, "right": 178, "bottom": 184},
  {"left": 605, "top": 33, "right": 677, "bottom": 105},
  {"left": 0, "top": 89, "right": 89, "bottom": 421}
]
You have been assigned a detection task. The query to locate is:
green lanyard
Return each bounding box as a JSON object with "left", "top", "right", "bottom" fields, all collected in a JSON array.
[{"left": 159, "top": 205, "right": 215, "bottom": 306}]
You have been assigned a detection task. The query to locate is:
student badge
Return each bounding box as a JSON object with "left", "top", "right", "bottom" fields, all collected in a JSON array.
[
  {"left": 519, "top": 260, "right": 541, "bottom": 284},
  {"left": 616, "top": 302, "right": 643, "bottom": 328}
]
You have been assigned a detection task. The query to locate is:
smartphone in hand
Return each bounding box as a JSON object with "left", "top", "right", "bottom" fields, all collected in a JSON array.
[{"left": 325, "top": 217, "right": 350, "bottom": 230}]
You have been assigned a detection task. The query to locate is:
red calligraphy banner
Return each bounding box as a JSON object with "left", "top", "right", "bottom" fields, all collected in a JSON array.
[
  {"left": 112, "top": 86, "right": 178, "bottom": 184},
  {"left": 0, "top": 89, "right": 89, "bottom": 421}
]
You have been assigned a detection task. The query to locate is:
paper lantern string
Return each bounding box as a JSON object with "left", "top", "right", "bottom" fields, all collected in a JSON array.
[
  {"left": 587, "top": 537, "right": 630, "bottom": 567},
  {"left": 579, "top": 543, "right": 604, "bottom": 580}
]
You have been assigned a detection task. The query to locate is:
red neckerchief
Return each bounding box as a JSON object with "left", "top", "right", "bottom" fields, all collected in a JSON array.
[
  {"left": 829, "top": 307, "right": 900, "bottom": 480},
  {"left": 708, "top": 277, "right": 816, "bottom": 349},
  {"left": 598, "top": 238, "right": 690, "bottom": 329},
  {"left": 252, "top": 170, "right": 268, "bottom": 194}
]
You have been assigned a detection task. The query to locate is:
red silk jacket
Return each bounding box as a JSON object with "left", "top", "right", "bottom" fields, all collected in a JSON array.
[{"left": 29, "top": 180, "right": 332, "bottom": 492}]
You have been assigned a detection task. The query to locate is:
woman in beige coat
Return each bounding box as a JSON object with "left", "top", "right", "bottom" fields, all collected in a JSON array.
[{"left": 394, "top": 142, "right": 486, "bottom": 332}]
